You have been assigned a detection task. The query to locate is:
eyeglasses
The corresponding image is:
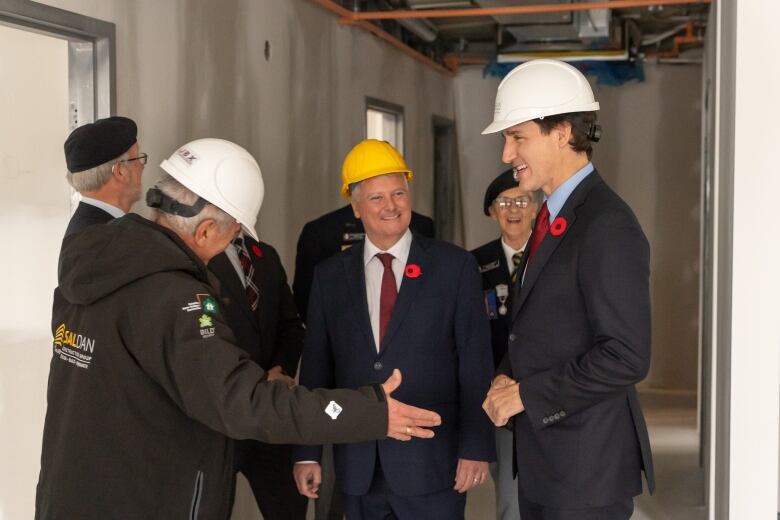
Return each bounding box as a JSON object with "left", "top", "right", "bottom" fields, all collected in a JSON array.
[
  {"left": 120, "top": 153, "right": 148, "bottom": 165},
  {"left": 494, "top": 196, "right": 531, "bottom": 210}
]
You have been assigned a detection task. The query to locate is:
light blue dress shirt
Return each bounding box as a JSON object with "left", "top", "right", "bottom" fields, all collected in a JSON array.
[{"left": 544, "top": 162, "right": 594, "bottom": 222}]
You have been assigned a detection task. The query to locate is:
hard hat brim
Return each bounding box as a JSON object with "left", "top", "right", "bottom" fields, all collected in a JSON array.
[
  {"left": 482, "top": 101, "right": 601, "bottom": 135},
  {"left": 340, "top": 170, "right": 413, "bottom": 199}
]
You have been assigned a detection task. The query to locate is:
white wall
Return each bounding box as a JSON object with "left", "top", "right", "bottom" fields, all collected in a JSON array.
[
  {"left": 706, "top": 0, "right": 780, "bottom": 517},
  {"left": 454, "top": 62, "right": 702, "bottom": 395},
  {"left": 0, "top": 24, "right": 70, "bottom": 520}
]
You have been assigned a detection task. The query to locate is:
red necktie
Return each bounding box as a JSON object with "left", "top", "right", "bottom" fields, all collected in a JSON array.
[
  {"left": 376, "top": 253, "right": 397, "bottom": 347},
  {"left": 526, "top": 201, "right": 550, "bottom": 265},
  {"left": 233, "top": 237, "right": 260, "bottom": 311}
]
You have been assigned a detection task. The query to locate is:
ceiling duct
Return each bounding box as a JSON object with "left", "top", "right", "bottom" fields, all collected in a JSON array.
[{"left": 476, "top": 0, "right": 611, "bottom": 52}]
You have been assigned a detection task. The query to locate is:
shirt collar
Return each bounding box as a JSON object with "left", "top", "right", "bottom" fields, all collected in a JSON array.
[
  {"left": 500, "top": 237, "right": 526, "bottom": 257},
  {"left": 79, "top": 195, "right": 125, "bottom": 219},
  {"left": 545, "top": 162, "right": 594, "bottom": 221},
  {"left": 364, "top": 228, "right": 413, "bottom": 266}
]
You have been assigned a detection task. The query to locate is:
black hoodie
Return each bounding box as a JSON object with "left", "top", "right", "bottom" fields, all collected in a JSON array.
[{"left": 36, "top": 215, "right": 387, "bottom": 519}]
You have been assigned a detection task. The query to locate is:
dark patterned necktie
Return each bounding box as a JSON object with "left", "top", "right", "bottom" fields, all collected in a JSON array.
[
  {"left": 511, "top": 251, "right": 524, "bottom": 285},
  {"left": 526, "top": 201, "right": 550, "bottom": 265},
  {"left": 233, "top": 236, "right": 259, "bottom": 311},
  {"left": 376, "top": 253, "right": 397, "bottom": 348}
]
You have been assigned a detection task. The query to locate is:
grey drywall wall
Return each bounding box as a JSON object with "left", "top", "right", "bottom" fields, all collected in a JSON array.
[
  {"left": 454, "top": 62, "right": 702, "bottom": 394},
  {"left": 38, "top": 0, "right": 453, "bottom": 272}
]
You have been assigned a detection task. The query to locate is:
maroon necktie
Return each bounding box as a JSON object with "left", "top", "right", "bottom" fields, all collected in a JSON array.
[
  {"left": 376, "top": 253, "right": 397, "bottom": 347},
  {"left": 233, "top": 237, "right": 259, "bottom": 311},
  {"left": 526, "top": 201, "right": 550, "bottom": 265}
]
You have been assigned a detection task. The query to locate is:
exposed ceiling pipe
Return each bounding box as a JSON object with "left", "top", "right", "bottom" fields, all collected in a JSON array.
[
  {"left": 346, "top": 0, "right": 712, "bottom": 21},
  {"left": 311, "top": 0, "right": 455, "bottom": 76}
]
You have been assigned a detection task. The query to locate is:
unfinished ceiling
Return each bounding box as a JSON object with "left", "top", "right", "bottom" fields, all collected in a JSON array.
[{"left": 314, "top": 0, "right": 711, "bottom": 75}]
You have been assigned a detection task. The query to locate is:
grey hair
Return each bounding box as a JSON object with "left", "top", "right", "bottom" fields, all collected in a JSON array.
[
  {"left": 151, "top": 174, "right": 236, "bottom": 236},
  {"left": 530, "top": 189, "right": 545, "bottom": 205},
  {"left": 349, "top": 173, "right": 409, "bottom": 202},
  {"left": 65, "top": 150, "right": 130, "bottom": 192}
]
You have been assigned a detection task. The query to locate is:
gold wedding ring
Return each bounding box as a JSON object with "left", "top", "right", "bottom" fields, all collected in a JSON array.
[{"left": 405, "top": 426, "right": 411, "bottom": 435}]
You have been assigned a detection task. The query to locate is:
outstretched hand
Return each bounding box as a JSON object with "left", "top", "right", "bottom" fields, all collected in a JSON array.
[{"left": 382, "top": 369, "right": 441, "bottom": 441}]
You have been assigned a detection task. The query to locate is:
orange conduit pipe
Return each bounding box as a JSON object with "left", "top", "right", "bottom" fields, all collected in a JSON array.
[{"left": 311, "top": 0, "right": 455, "bottom": 76}]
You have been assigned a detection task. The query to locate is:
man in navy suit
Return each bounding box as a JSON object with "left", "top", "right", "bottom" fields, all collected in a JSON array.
[
  {"left": 293, "top": 140, "right": 495, "bottom": 519},
  {"left": 481, "top": 59, "right": 654, "bottom": 520},
  {"left": 62, "top": 116, "right": 146, "bottom": 237}
]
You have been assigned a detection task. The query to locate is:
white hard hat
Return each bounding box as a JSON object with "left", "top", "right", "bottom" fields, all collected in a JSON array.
[
  {"left": 482, "top": 59, "right": 600, "bottom": 135},
  {"left": 160, "top": 138, "right": 264, "bottom": 241}
]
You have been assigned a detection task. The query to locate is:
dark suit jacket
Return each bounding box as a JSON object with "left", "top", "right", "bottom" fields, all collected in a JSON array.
[
  {"left": 471, "top": 239, "right": 513, "bottom": 370},
  {"left": 64, "top": 201, "right": 114, "bottom": 237},
  {"left": 293, "top": 205, "right": 435, "bottom": 321},
  {"left": 295, "top": 234, "right": 495, "bottom": 497},
  {"left": 500, "top": 170, "right": 654, "bottom": 508},
  {"left": 208, "top": 237, "right": 303, "bottom": 375}
]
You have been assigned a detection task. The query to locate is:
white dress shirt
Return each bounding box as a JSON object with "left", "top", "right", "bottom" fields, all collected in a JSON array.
[
  {"left": 501, "top": 237, "right": 527, "bottom": 278},
  {"left": 224, "top": 233, "right": 248, "bottom": 287},
  {"left": 80, "top": 195, "right": 124, "bottom": 219},
  {"left": 363, "top": 229, "right": 412, "bottom": 351}
]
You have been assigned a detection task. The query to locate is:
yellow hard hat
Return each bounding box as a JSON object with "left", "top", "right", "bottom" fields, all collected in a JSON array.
[{"left": 340, "top": 139, "right": 413, "bottom": 199}]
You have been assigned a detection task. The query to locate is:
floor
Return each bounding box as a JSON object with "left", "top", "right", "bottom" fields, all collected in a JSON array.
[{"left": 232, "top": 397, "right": 706, "bottom": 519}]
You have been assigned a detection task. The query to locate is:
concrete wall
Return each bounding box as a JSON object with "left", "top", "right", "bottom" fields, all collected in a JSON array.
[
  {"left": 38, "top": 0, "right": 453, "bottom": 270},
  {"left": 453, "top": 62, "right": 702, "bottom": 395}
]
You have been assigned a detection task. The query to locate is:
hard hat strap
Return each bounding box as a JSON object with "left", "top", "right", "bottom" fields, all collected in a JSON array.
[{"left": 145, "top": 187, "right": 209, "bottom": 218}]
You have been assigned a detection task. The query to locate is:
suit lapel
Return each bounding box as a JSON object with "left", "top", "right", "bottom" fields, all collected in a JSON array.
[
  {"left": 379, "top": 235, "right": 431, "bottom": 354},
  {"left": 210, "top": 252, "right": 258, "bottom": 330},
  {"left": 512, "top": 171, "right": 604, "bottom": 322},
  {"left": 342, "top": 241, "right": 378, "bottom": 354}
]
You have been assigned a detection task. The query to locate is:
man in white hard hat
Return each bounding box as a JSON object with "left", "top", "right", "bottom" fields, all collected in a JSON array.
[
  {"left": 36, "top": 138, "right": 441, "bottom": 520},
  {"left": 481, "top": 60, "right": 654, "bottom": 520}
]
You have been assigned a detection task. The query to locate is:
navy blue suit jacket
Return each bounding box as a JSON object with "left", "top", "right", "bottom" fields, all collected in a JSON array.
[
  {"left": 501, "top": 171, "right": 654, "bottom": 508},
  {"left": 64, "top": 201, "right": 114, "bottom": 237},
  {"left": 295, "top": 234, "right": 495, "bottom": 497}
]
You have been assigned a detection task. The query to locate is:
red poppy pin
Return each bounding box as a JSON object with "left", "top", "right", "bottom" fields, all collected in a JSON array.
[
  {"left": 550, "top": 217, "right": 567, "bottom": 236},
  {"left": 404, "top": 264, "right": 422, "bottom": 279},
  {"left": 251, "top": 244, "right": 263, "bottom": 258}
]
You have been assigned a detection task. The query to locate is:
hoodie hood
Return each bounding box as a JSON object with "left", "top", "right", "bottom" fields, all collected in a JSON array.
[{"left": 58, "top": 214, "right": 209, "bottom": 305}]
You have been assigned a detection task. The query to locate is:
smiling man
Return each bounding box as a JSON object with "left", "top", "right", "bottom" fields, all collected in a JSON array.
[
  {"left": 481, "top": 59, "right": 655, "bottom": 520},
  {"left": 293, "top": 139, "right": 495, "bottom": 519}
]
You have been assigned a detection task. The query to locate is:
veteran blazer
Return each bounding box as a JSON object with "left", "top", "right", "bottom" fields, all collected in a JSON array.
[{"left": 209, "top": 238, "right": 303, "bottom": 375}]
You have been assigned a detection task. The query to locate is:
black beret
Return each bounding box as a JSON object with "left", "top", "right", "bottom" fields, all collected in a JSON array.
[
  {"left": 483, "top": 168, "right": 518, "bottom": 216},
  {"left": 64, "top": 116, "right": 137, "bottom": 173}
]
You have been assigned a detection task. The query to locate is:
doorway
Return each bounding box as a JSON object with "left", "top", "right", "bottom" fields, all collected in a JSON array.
[
  {"left": 432, "top": 115, "right": 458, "bottom": 243},
  {"left": 0, "top": 2, "right": 114, "bottom": 517}
]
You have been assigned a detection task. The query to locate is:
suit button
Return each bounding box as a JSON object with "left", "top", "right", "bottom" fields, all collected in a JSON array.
[
  {"left": 509, "top": 334, "right": 516, "bottom": 342},
  {"left": 553, "top": 413, "right": 561, "bottom": 420},
  {"left": 560, "top": 411, "right": 566, "bottom": 417},
  {"left": 542, "top": 417, "right": 549, "bottom": 424},
  {"left": 373, "top": 362, "right": 383, "bottom": 371}
]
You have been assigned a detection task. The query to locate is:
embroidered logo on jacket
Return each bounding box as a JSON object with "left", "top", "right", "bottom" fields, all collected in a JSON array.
[{"left": 53, "top": 323, "right": 95, "bottom": 369}]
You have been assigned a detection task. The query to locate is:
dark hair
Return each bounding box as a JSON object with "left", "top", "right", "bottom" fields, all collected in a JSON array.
[{"left": 535, "top": 112, "right": 598, "bottom": 160}]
